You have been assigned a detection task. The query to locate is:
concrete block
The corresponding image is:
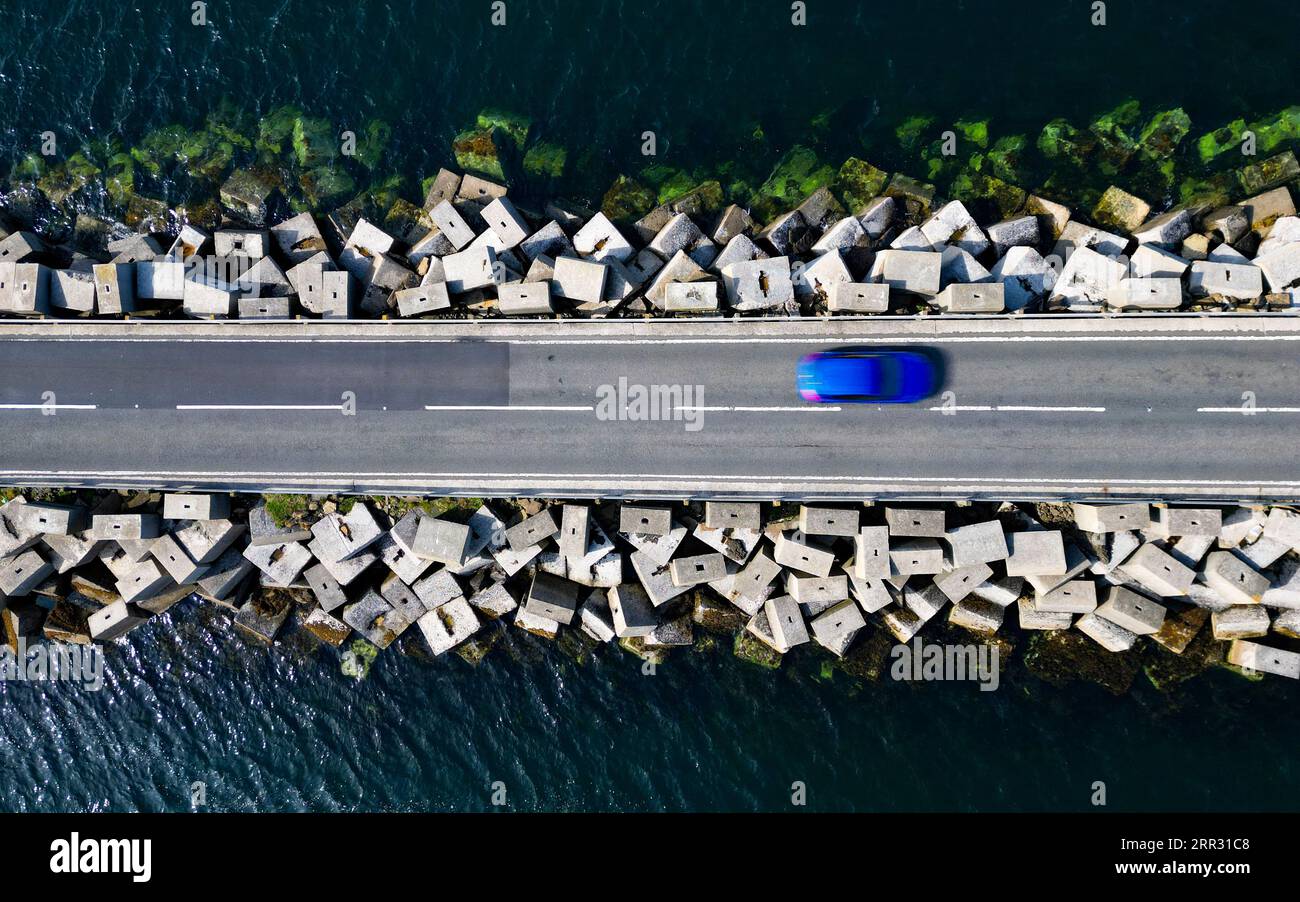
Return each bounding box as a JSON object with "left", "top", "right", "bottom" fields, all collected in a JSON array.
[
  {"left": 466, "top": 582, "right": 516, "bottom": 620},
  {"left": 342, "top": 590, "right": 410, "bottom": 649},
  {"left": 1263, "top": 507, "right": 1300, "bottom": 551},
  {"left": 395, "top": 283, "right": 452, "bottom": 317},
  {"left": 1227, "top": 639, "right": 1300, "bottom": 679},
  {"left": 987, "top": 216, "right": 1039, "bottom": 256},
  {"left": 793, "top": 249, "right": 852, "bottom": 301},
  {"left": 721, "top": 255, "right": 794, "bottom": 311},
  {"left": 1255, "top": 243, "right": 1300, "bottom": 293},
  {"left": 709, "top": 233, "right": 767, "bottom": 275},
  {"left": 89, "top": 600, "right": 150, "bottom": 642},
  {"left": 1188, "top": 260, "right": 1263, "bottom": 300},
  {"left": 182, "top": 272, "right": 237, "bottom": 317},
  {"left": 525, "top": 570, "right": 581, "bottom": 625},
  {"left": 498, "top": 281, "right": 552, "bottom": 315},
  {"left": 0, "top": 262, "right": 49, "bottom": 314},
  {"left": 921, "top": 201, "right": 988, "bottom": 254},
  {"left": 1212, "top": 605, "right": 1271, "bottom": 640},
  {"left": 416, "top": 597, "right": 481, "bottom": 656},
  {"left": 429, "top": 201, "right": 476, "bottom": 250},
  {"left": 798, "top": 505, "right": 859, "bottom": 538},
  {"left": 90, "top": 514, "right": 160, "bottom": 541},
  {"left": 989, "top": 247, "right": 1057, "bottom": 311},
  {"left": 1005, "top": 530, "right": 1067, "bottom": 576},
  {"left": 1153, "top": 506, "right": 1222, "bottom": 538},
  {"left": 1124, "top": 543, "right": 1195, "bottom": 597},
  {"left": 310, "top": 504, "right": 383, "bottom": 563},
  {"left": 572, "top": 212, "right": 634, "bottom": 264},
  {"left": 869, "top": 249, "right": 941, "bottom": 297},
  {"left": 303, "top": 563, "right": 347, "bottom": 612},
  {"left": 1106, "top": 277, "right": 1183, "bottom": 310},
  {"left": 555, "top": 504, "right": 591, "bottom": 564},
  {"left": 1017, "top": 598, "right": 1074, "bottom": 631},
  {"left": 935, "top": 282, "right": 1004, "bottom": 313},
  {"left": 608, "top": 583, "right": 658, "bottom": 638},
  {"left": 773, "top": 532, "right": 835, "bottom": 578},
  {"left": 787, "top": 573, "right": 849, "bottom": 611},
  {"left": 149, "top": 533, "right": 207, "bottom": 585},
  {"left": 829, "top": 281, "right": 889, "bottom": 313},
  {"left": 1050, "top": 246, "right": 1126, "bottom": 310},
  {"left": 811, "top": 215, "right": 868, "bottom": 256},
  {"left": 649, "top": 213, "right": 712, "bottom": 264},
  {"left": 0, "top": 549, "right": 53, "bottom": 598},
  {"left": 0, "top": 230, "right": 43, "bottom": 262},
  {"left": 481, "top": 196, "right": 529, "bottom": 249},
  {"left": 269, "top": 212, "right": 327, "bottom": 265},
  {"left": 1051, "top": 220, "right": 1127, "bottom": 260},
  {"left": 1133, "top": 208, "right": 1193, "bottom": 248},
  {"left": 443, "top": 245, "right": 499, "bottom": 293},
  {"left": 413, "top": 517, "right": 471, "bottom": 565},
  {"left": 885, "top": 507, "right": 946, "bottom": 537},
  {"left": 238, "top": 297, "right": 290, "bottom": 319},
  {"left": 1073, "top": 503, "right": 1150, "bottom": 533},
  {"left": 733, "top": 550, "right": 782, "bottom": 603},
  {"left": 664, "top": 280, "right": 719, "bottom": 312},
  {"left": 904, "top": 582, "right": 949, "bottom": 623},
  {"left": 17, "top": 502, "right": 87, "bottom": 536},
  {"left": 811, "top": 598, "right": 866, "bottom": 648},
  {"left": 933, "top": 563, "right": 993, "bottom": 604},
  {"left": 853, "top": 526, "right": 891, "bottom": 579},
  {"left": 670, "top": 552, "right": 727, "bottom": 587},
  {"left": 972, "top": 575, "right": 1025, "bottom": 608},
  {"left": 938, "top": 245, "right": 991, "bottom": 287},
  {"left": 764, "top": 595, "right": 809, "bottom": 651},
  {"left": 505, "top": 509, "right": 558, "bottom": 551},
  {"left": 946, "top": 521, "right": 1008, "bottom": 567},
  {"left": 1096, "top": 585, "right": 1166, "bottom": 635},
  {"left": 49, "top": 269, "right": 97, "bottom": 313},
  {"left": 163, "top": 494, "right": 230, "bottom": 521},
  {"left": 242, "top": 541, "right": 312, "bottom": 588},
  {"left": 1035, "top": 579, "right": 1098, "bottom": 614},
  {"left": 213, "top": 229, "right": 269, "bottom": 259},
  {"left": 411, "top": 568, "right": 463, "bottom": 611},
  {"left": 620, "top": 503, "right": 673, "bottom": 537},
  {"left": 114, "top": 558, "right": 172, "bottom": 603},
  {"left": 889, "top": 538, "right": 946, "bottom": 576},
  {"left": 552, "top": 255, "right": 607, "bottom": 304},
  {"left": 195, "top": 548, "right": 254, "bottom": 603},
  {"left": 1076, "top": 611, "right": 1138, "bottom": 652},
  {"left": 1203, "top": 551, "right": 1269, "bottom": 605},
  {"left": 704, "top": 501, "right": 761, "bottom": 531}
]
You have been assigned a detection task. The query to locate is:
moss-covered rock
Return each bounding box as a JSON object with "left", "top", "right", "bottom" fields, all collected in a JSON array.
[
  {"left": 619, "top": 636, "right": 669, "bottom": 665},
  {"left": 733, "top": 630, "right": 782, "bottom": 669},
  {"left": 1037, "top": 118, "right": 1095, "bottom": 165},
  {"left": 985, "top": 134, "right": 1028, "bottom": 184},
  {"left": 832, "top": 157, "right": 889, "bottom": 213},
  {"left": 476, "top": 108, "right": 531, "bottom": 151},
  {"left": 37, "top": 152, "right": 101, "bottom": 206},
  {"left": 523, "top": 142, "right": 567, "bottom": 179},
  {"left": 895, "top": 114, "right": 936, "bottom": 152},
  {"left": 1023, "top": 629, "right": 1142, "bottom": 695},
  {"left": 835, "top": 627, "right": 894, "bottom": 681},
  {"left": 955, "top": 118, "right": 990, "bottom": 150},
  {"left": 1196, "top": 118, "right": 1246, "bottom": 165},
  {"left": 1237, "top": 150, "right": 1300, "bottom": 195},
  {"left": 256, "top": 104, "right": 303, "bottom": 160},
  {"left": 1247, "top": 105, "right": 1300, "bottom": 156},
  {"left": 1088, "top": 99, "right": 1142, "bottom": 174},
  {"left": 453, "top": 126, "right": 508, "bottom": 181},
  {"left": 883, "top": 172, "right": 937, "bottom": 221},
  {"left": 692, "top": 591, "right": 747, "bottom": 634},
  {"left": 755, "top": 145, "right": 836, "bottom": 220},
  {"left": 1137, "top": 108, "right": 1191, "bottom": 160},
  {"left": 353, "top": 119, "right": 392, "bottom": 171},
  {"left": 1092, "top": 184, "right": 1151, "bottom": 233},
  {"left": 292, "top": 114, "right": 336, "bottom": 169},
  {"left": 949, "top": 169, "right": 1028, "bottom": 221},
  {"left": 298, "top": 165, "right": 356, "bottom": 210},
  {"left": 600, "top": 174, "right": 656, "bottom": 225}
]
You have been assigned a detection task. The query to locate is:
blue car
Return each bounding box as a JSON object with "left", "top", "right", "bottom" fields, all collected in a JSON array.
[{"left": 797, "top": 347, "right": 940, "bottom": 404}]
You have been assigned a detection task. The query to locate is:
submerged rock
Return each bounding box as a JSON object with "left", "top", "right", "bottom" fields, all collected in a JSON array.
[
  {"left": 1022, "top": 629, "right": 1142, "bottom": 695},
  {"left": 733, "top": 630, "right": 782, "bottom": 669}
]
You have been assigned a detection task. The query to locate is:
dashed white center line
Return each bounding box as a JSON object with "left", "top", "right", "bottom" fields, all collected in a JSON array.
[
  {"left": 1198, "top": 407, "right": 1300, "bottom": 413},
  {"left": 675, "top": 406, "right": 843, "bottom": 413},
  {"left": 424, "top": 404, "right": 595, "bottom": 412},
  {"left": 0, "top": 403, "right": 97, "bottom": 410},
  {"left": 928, "top": 405, "right": 1107, "bottom": 413},
  {"left": 176, "top": 404, "right": 347, "bottom": 411}
]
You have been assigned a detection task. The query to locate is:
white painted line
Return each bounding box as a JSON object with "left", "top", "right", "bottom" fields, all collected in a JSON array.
[
  {"left": 176, "top": 404, "right": 345, "bottom": 411},
  {"left": 1, "top": 469, "right": 1297, "bottom": 488},
  {"left": 424, "top": 405, "right": 594, "bottom": 412},
  {"left": 0, "top": 405, "right": 96, "bottom": 413},
  {"left": 928, "top": 405, "right": 1106, "bottom": 413},
  {"left": 5, "top": 334, "right": 1300, "bottom": 346},
  {"left": 673, "top": 406, "right": 843, "bottom": 413},
  {"left": 1198, "top": 407, "right": 1300, "bottom": 413}
]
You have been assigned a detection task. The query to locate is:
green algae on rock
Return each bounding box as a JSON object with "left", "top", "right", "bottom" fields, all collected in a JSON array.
[
  {"left": 600, "top": 174, "right": 656, "bottom": 225},
  {"left": 452, "top": 126, "right": 509, "bottom": 181},
  {"left": 831, "top": 157, "right": 889, "bottom": 213}
]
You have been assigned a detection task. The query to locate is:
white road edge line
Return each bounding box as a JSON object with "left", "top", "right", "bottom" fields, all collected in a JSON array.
[{"left": 0, "top": 404, "right": 97, "bottom": 410}]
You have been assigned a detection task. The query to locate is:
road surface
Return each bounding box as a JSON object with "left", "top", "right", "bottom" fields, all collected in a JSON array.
[{"left": 0, "top": 316, "right": 1297, "bottom": 501}]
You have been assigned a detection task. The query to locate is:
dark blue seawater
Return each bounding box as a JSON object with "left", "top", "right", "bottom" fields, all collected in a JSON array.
[{"left": 1, "top": 601, "right": 1297, "bottom": 812}]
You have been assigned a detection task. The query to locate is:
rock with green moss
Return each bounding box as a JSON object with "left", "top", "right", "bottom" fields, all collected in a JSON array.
[
  {"left": 895, "top": 114, "right": 936, "bottom": 152},
  {"left": 600, "top": 174, "right": 656, "bottom": 226},
  {"left": 1089, "top": 99, "right": 1142, "bottom": 174},
  {"left": 1247, "top": 105, "right": 1300, "bottom": 156},
  {"left": 383, "top": 198, "right": 434, "bottom": 244},
  {"left": 455, "top": 627, "right": 503, "bottom": 666},
  {"left": 619, "top": 636, "right": 669, "bottom": 665},
  {"left": 341, "top": 639, "right": 379, "bottom": 680},
  {"left": 293, "top": 115, "right": 336, "bottom": 170},
  {"left": 949, "top": 170, "right": 1028, "bottom": 221},
  {"left": 1196, "top": 118, "right": 1247, "bottom": 165},
  {"left": 476, "top": 109, "right": 531, "bottom": 151},
  {"left": 523, "top": 142, "right": 567, "bottom": 179},
  {"left": 1022, "top": 628, "right": 1141, "bottom": 695},
  {"left": 453, "top": 126, "right": 508, "bottom": 181},
  {"left": 955, "top": 118, "right": 990, "bottom": 150},
  {"left": 1092, "top": 185, "right": 1151, "bottom": 233},
  {"left": 883, "top": 172, "right": 937, "bottom": 221},
  {"left": 733, "top": 630, "right": 782, "bottom": 669},
  {"left": 1037, "top": 118, "right": 1094, "bottom": 165},
  {"left": 220, "top": 168, "right": 276, "bottom": 225},
  {"left": 299, "top": 166, "right": 356, "bottom": 211},
  {"left": 124, "top": 194, "right": 170, "bottom": 232},
  {"left": 36, "top": 152, "right": 101, "bottom": 206},
  {"left": 756, "top": 146, "right": 836, "bottom": 219},
  {"left": 692, "top": 591, "right": 747, "bottom": 634},
  {"left": 1137, "top": 108, "right": 1191, "bottom": 160},
  {"left": 832, "top": 157, "right": 889, "bottom": 213},
  {"left": 985, "top": 134, "right": 1028, "bottom": 184},
  {"left": 1237, "top": 150, "right": 1300, "bottom": 195},
  {"left": 835, "top": 627, "right": 893, "bottom": 681},
  {"left": 353, "top": 119, "right": 392, "bottom": 170},
  {"left": 256, "top": 105, "right": 303, "bottom": 159}
]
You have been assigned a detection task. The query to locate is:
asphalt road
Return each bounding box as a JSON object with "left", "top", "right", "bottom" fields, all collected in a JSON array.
[{"left": 1, "top": 319, "right": 1298, "bottom": 501}]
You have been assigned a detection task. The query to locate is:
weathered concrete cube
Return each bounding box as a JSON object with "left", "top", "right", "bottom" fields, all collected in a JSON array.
[
  {"left": 504, "top": 509, "right": 558, "bottom": 551},
  {"left": 1075, "top": 611, "right": 1138, "bottom": 652},
  {"left": 1035, "top": 579, "right": 1098, "bottom": 614},
  {"left": 786, "top": 573, "right": 849, "bottom": 610},
  {"left": 93, "top": 263, "right": 136, "bottom": 314},
  {"left": 1017, "top": 597, "right": 1074, "bottom": 631},
  {"left": 1203, "top": 551, "right": 1269, "bottom": 606},
  {"left": 91, "top": 514, "right": 161, "bottom": 542},
  {"left": 242, "top": 541, "right": 312, "bottom": 587},
  {"left": 525, "top": 570, "right": 582, "bottom": 625},
  {"left": 935, "top": 282, "right": 1004, "bottom": 313},
  {"left": 89, "top": 600, "right": 150, "bottom": 642},
  {"left": 1096, "top": 586, "right": 1166, "bottom": 634},
  {"left": 551, "top": 255, "right": 608, "bottom": 304},
  {"left": 150, "top": 533, "right": 207, "bottom": 585},
  {"left": 704, "top": 501, "right": 761, "bottom": 531},
  {"left": 114, "top": 558, "right": 172, "bottom": 603},
  {"left": 17, "top": 502, "right": 87, "bottom": 536},
  {"left": 933, "top": 563, "right": 993, "bottom": 604},
  {"left": 498, "top": 281, "right": 552, "bottom": 316},
  {"left": 0, "top": 549, "right": 53, "bottom": 598},
  {"left": 889, "top": 538, "right": 946, "bottom": 576},
  {"left": 670, "top": 553, "right": 727, "bottom": 587},
  {"left": 443, "top": 245, "right": 499, "bottom": 293},
  {"left": 946, "top": 521, "right": 1009, "bottom": 568},
  {"left": 811, "top": 598, "right": 866, "bottom": 648},
  {"left": 869, "top": 249, "right": 941, "bottom": 297},
  {"left": 793, "top": 249, "right": 852, "bottom": 301},
  {"left": 1005, "top": 530, "right": 1067, "bottom": 577},
  {"left": 1227, "top": 639, "right": 1300, "bottom": 679},
  {"left": 721, "top": 255, "right": 794, "bottom": 311},
  {"left": 342, "top": 590, "right": 409, "bottom": 649},
  {"left": 989, "top": 247, "right": 1057, "bottom": 310},
  {"left": 764, "top": 595, "right": 809, "bottom": 651},
  {"left": 481, "top": 196, "right": 529, "bottom": 249},
  {"left": 1124, "top": 543, "right": 1194, "bottom": 597},
  {"left": 607, "top": 583, "right": 658, "bottom": 638},
  {"left": 1211, "top": 605, "right": 1270, "bottom": 640},
  {"left": 0, "top": 262, "right": 50, "bottom": 314},
  {"left": 1073, "top": 502, "right": 1150, "bottom": 533},
  {"left": 1050, "top": 246, "right": 1126, "bottom": 310},
  {"left": 49, "top": 269, "right": 97, "bottom": 312},
  {"left": 773, "top": 532, "right": 835, "bottom": 578},
  {"left": 1106, "top": 277, "right": 1183, "bottom": 310},
  {"left": 619, "top": 503, "right": 672, "bottom": 537},
  {"left": 1188, "top": 260, "right": 1263, "bottom": 300},
  {"left": 163, "top": 494, "right": 230, "bottom": 521},
  {"left": 829, "top": 281, "right": 889, "bottom": 313},
  {"left": 417, "top": 596, "right": 481, "bottom": 656},
  {"left": 853, "top": 526, "right": 890, "bottom": 579},
  {"left": 573, "top": 212, "right": 634, "bottom": 263},
  {"left": 798, "top": 505, "right": 859, "bottom": 538},
  {"left": 395, "top": 283, "right": 452, "bottom": 317},
  {"left": 413, "top": 517, "right": 471, "bottom": 565},
  {"left": 885, "top": 507, "right": 945, "bottom": 537}
]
